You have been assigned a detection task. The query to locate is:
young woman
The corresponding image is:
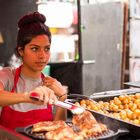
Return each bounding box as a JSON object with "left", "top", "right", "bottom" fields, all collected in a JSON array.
[{"left": 0, "top": 12, "right": 67, "bottom": 130}]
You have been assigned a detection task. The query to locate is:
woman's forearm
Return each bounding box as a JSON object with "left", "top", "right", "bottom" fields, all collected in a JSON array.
[
  {"left": 0, "top": 91, "right": 27, "bottom": 106},
  {"left": 54, "top": 95, "right": 67, "bottom": 121},
  {"left": 54, "top": 107, "right": 67, "bottom": 121}
]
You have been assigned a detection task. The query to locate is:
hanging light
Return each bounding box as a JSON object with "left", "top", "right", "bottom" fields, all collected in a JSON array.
[{"left": 37, "top": 1, "right": 73, "bottom": 28}]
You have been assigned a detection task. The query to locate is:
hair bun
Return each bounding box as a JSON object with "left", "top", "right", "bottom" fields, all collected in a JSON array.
[{"left": 18, "top": 11, "right": 46, "bottom": 28}]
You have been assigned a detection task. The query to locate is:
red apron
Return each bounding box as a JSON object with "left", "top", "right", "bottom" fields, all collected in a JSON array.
[{"left": 0, "top": 65, "right": 53, "bottom": 130}]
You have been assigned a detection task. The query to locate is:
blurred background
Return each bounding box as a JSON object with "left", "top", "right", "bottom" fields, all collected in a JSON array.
[{"left": 0, "top": 0, "right": 140, "bottom": 96}]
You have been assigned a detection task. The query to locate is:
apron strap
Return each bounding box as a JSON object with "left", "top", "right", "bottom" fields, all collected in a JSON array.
[
  {"left": 12, "top": 65, "right": 45, "bottom": 92},
  {"left": 41, "top": 73, "right": 45, "bottom": 79},
  {"left": 11, "top": 66, "right": 22, "bottom": 92}
]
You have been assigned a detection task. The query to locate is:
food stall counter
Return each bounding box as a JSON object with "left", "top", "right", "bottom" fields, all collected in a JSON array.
[{"left": 0, "top": 125, "right": 31, "bottom": 140}]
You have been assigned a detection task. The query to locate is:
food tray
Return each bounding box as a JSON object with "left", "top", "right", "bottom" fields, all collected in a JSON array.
[{"left": 67, "top": 93, "right": 140, "bottom": 138}]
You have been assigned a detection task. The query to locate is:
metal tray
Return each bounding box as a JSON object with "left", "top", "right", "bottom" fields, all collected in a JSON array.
[
  {"left": 67, "top": 93, "right": 140, "bottom": 137},
  {"left": 90, "top": 88, "right": 140, "bottom": 99},
  {"left": 15, "top": 120, "right": 129, "bottom": 140},
  {"left": 92, "top": 93, "right": 140, "bottom": 137}
]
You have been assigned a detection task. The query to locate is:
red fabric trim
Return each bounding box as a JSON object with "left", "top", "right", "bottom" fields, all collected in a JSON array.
[
  {"left": 0, "top": 105, "right": 53, "bottom": 130},
  {"left": 11, "top": 66, "right": 22, "bottom": 92}
]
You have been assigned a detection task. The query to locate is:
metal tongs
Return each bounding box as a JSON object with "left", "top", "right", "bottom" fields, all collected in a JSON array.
[
  {"left": 30, "top": 92, "right": 85, "bottom": 114},
  {"left": 55, "top": 100, "right": 85, "bottom": 114}
]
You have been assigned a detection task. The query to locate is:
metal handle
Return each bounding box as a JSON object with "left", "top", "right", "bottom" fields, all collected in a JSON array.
[
  {"left": 15, "top": 127, "right": 25, "bottom": 133},
  {"left": 83, "top": 60, "right": 96, "bottom": 64},
  {"left": 54, "top": 100, "right": 72, "bottom": 110},
  {"left": 117, "top": 128, "right": 129, "bottom": 136}
]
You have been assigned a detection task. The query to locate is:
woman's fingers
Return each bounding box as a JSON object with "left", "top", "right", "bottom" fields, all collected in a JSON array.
[
  {"left": 29, "top": 86, "right": 58, "bottom": 105},
  {"left": 39, "top": 86, "right": 48, "bottom": 103},
  {"left": 43, "top": 76, "right": 58, "bottom": 86},
  {"left": 43, "top": 76, "right": 66, "bottom": 98},
  {"left": 48, "top": 90, "right": 58, "bottom": 104},
  {"left": 35, "top": 86, "right": 44, "bottom": 101},
  {"left": 39, "top": 86, "right": 57, "bottom": 105}
]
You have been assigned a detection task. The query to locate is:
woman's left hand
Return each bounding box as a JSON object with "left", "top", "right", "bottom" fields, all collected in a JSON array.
[{"left": 43, "top": 76, "right": 67, "bottom": 98}]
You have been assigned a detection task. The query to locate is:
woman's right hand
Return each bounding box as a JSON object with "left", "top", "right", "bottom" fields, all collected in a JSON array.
[{"left": 24, "top": 86, "right": 58, "bottom": 105}]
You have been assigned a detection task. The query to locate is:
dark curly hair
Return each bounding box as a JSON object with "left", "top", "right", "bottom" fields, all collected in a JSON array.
[{"left": 15, "top": 11, "right": 51, "bottom": 57}]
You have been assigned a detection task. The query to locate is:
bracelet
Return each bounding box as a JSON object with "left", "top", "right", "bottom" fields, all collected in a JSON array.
[{"left": 58, "top": 93, "right": 67, "bottom": 99}]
